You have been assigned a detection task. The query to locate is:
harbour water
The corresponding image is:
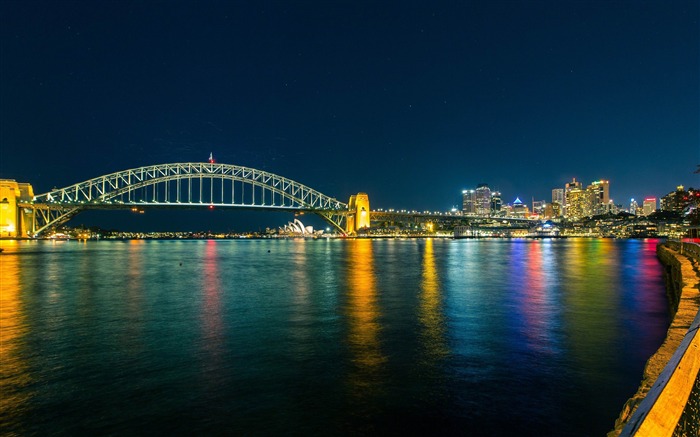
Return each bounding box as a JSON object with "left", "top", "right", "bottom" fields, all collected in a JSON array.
[{"left": 0, "top": 238, "right": 670, "bottom": 435}]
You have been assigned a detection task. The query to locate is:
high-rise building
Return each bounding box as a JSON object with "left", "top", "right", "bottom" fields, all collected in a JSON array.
[
  {"left": 510, "top": 197, "right": 529, "bottom": 218},
  {"left": 643, "top": 197, "right": 657, "bottom": 216},
  {"left": 552, "top": 188, "right": 564, "bottom": 206},
  {"left": 532, "top": 200, "right": 546, "bottom": 217},
  {"left": 564, "top": 178, "right": 582, "bottom": 216},
  {"left": 544, "top": 202, "right": 562, "bottom": 219},
  {"left": 587, "top": 180, "right": 610, "bottom": 215},
  {"left": 565, "top": 188, "right": 588, "bottom": 220},
  {"left": 630, "top": 199, "right": 639, "bottom": 215},
  {"left": 462, "top": 190, "right": 476, "bottom": 215},
  {"left": 661, "top": 186, "right": 690, "bottom": 213},
  {"left": 475, "top": 184, "right": 491, "bottom": 216},
  {"left": 490, "top": 191, "right": 502, "bottom": 213}
]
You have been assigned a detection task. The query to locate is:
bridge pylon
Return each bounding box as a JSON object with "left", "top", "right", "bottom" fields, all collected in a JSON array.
[{"left": 346, "top": 193, "right": 370, "bottom": 235}]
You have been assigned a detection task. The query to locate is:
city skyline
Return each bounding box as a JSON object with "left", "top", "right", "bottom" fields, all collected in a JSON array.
[{"left": 1, "top": 1, "right": 698, "bottom": 231}]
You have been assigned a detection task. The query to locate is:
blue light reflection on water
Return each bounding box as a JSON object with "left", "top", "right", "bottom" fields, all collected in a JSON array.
[{"left": 0, "top": 238, "right": 670, "bottom": 435}]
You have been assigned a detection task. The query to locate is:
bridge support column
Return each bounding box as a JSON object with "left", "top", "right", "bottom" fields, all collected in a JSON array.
[
  {"left": 346, "top": 193, "right": 370, "bottom": 234},
  {"left": 0, "top": 180, "right": 34, "bottom": 238}
]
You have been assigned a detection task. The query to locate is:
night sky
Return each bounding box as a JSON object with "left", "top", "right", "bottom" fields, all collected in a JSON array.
[{"left": 1, "top": 1, "right": 698, "bottom": 231}]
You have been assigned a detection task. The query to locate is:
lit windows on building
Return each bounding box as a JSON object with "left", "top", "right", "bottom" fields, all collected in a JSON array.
[
  {"left": 475, "top": 184, "right": 491, "bottom": 216},
  {"left": 511, "top": 197, "right": 529, "bottom": 218},
  {"left": 552, "top": 188, "right": 564, "bottom": 206},
  {"left": 586, "top": 180, "right": 610, "bottom": 215},
  {"left": 490, "top": 191, "right": 502, "bottom": 214},
  {"left": 642, "top": 197, "right": 657, "bottom": 216},
  {"left": 565, "top": 188, "right": 588, "bottom": 220},
  {"left": 462, "top": 189, "right": 476, "bottom": 215},
  {"left": 630, "top": 199, "right": 639, "bottom": 215},
  {"left": 661, "top": 185, "right": 690, "bottom": 213},
  {"left": 545, "top": 202, "right": 562, "bottom": 219}
]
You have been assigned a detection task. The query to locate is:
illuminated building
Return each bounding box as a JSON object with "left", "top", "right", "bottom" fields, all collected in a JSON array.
[
  {"left": 462, "top": 189, "right": 476, "bottom": 215},
  {"left": 661, "top": 185, "right": 691, "bottom": 213},
  {"left": 587, "top": 180, "right": 610, "bottom": 215},
  {"left": 531, "top": 200, "right": 546, "bottom": 217},
  {"left": 475, "top": 183, "right": 491, "bottom": 216},
  {"left": 552, "top": 188, "right": 564, "bottom": 206},
  {"left": 630, "top": 199, "right": 639, "bottom": 215},
  {"left": 544, "top": 202, "right": 562, "bottom": 219},
  {"left": 511, "top": 197, "right": 529, "bottom": 218},
  {"left": 347, "top": 193, "right": 370, "bottom": 233},
  {"left": 565, "top": 188, "right": 588, "bottom": 220},
  {"left": 490, "top": 191, "right": 502, "bottom": 214},
  {"left": 280, "top": 219, "right": 314, "bottom": 235},
  {"left": 0, "top": 179, "right": 34, "bottom": 238},
  {"left": 642, "top": 197, "right": 657, "bottom": 216},
  {"left": 564, "top": 178, "right": 582, "bottom": 217}
]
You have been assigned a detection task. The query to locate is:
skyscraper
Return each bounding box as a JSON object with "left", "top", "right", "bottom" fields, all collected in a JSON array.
[
  {"left": 490, "top": 191, "right": 502, "bottom": 214},
  {"left": 564, "top": 178, "right": 582, "bottom": 216},
  {"left": 630, "top": 199, "right": 639, "bottom": 215},
  {"left": 552, "top": 188, "right": 564, "bottom": 206},
  {"left": 566, "top": 188, "right": 588, "bottom": 220},
  {"left": 475, "top": 183, "right": 491, "bottom": 216},
  {"left": 587, "top": 180, "right": 610, "bottom": 215},
  {"left": 462, "top": 190, "right": 476, "bottom": 215}
]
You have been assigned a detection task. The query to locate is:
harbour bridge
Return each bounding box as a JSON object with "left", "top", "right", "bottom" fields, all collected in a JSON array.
[{"left": 6, "top": 161, "right": 531, "bottom": 238}]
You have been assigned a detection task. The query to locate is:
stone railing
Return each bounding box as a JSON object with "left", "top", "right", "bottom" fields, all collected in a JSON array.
[
  {"left": 666, "top": 240, "right": 700, "bottom": 262},
  {"left": 617, "top": 242, "right": 700, "bottom": 436}
]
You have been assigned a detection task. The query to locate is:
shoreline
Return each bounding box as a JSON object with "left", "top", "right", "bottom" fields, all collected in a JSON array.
[{"left": 608, "top": 242, "right": 700, "bottom": 435}]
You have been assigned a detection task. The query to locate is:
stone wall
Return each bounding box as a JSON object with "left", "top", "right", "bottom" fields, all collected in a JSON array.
[{"left": 608, "top": 243, "right": 700, "bottom": 436}]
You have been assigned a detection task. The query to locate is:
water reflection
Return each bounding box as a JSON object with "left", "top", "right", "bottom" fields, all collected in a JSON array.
[
  {"left": 0, "top": 243, "right": 31, "bottom": 430},
  {"left": 201, "top": 241, "right": 224, "bottom": 374},
  {"left": 419, "top": 239, "right": 448, "bottom": 360},
  {"left": 290, "top": 240, "right": 312, "bottom": 347},
  {"left": 345, "top": 239, "right": 386, "bottom": 396},
  {"left": 519, "top": 241, "right": 558, "bottom": 354},
  {"left": 563, "top": 239, "right": 617, "bottom": 381}
]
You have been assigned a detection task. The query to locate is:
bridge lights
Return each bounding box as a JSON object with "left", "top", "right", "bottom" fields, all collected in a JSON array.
[{"left": 209, "top": 205, "right": 214, "bottom": 210}]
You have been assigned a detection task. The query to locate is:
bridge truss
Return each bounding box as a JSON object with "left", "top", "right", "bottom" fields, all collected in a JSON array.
[{"left": 24, "top": 162, "right": 349, "bottom": 236}]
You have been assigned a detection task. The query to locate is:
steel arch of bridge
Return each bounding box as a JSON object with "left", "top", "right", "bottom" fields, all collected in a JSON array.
[{"left": 27, "top": 162, "right": 349, "bottom": 236}]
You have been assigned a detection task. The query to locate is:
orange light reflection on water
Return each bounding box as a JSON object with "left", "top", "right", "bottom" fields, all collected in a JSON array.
[
  {"left": 0, "top": 241, "right": 32, "bottom": 428},
  {"left": 346, "top": 239, "right": 386, "bottom": 395},
  {"left": 419, "top": 239, "right": 448, "bottom": 360}
]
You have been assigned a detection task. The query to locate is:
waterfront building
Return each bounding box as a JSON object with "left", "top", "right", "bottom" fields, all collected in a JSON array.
[
  {"left": 462, "top": 189, "right": 476, "bottom": 215},
  {"left": 475, "top": 184, "right": 491, "bottom": 216},
  {"left": 643, "top": 197, "right": 657, "bottom": 216},
  {"left": 0, "top": 179, "right": 35, "bottom": 238}
]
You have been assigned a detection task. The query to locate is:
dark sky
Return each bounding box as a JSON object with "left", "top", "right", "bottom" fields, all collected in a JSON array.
[{"left": 1, "top": 0, "right": 698, "bottom": 231}]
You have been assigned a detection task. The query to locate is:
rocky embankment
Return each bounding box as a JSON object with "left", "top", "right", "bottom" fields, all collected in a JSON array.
[{"left": 608, "top": 243, "right": 700, "bottom": 436}]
